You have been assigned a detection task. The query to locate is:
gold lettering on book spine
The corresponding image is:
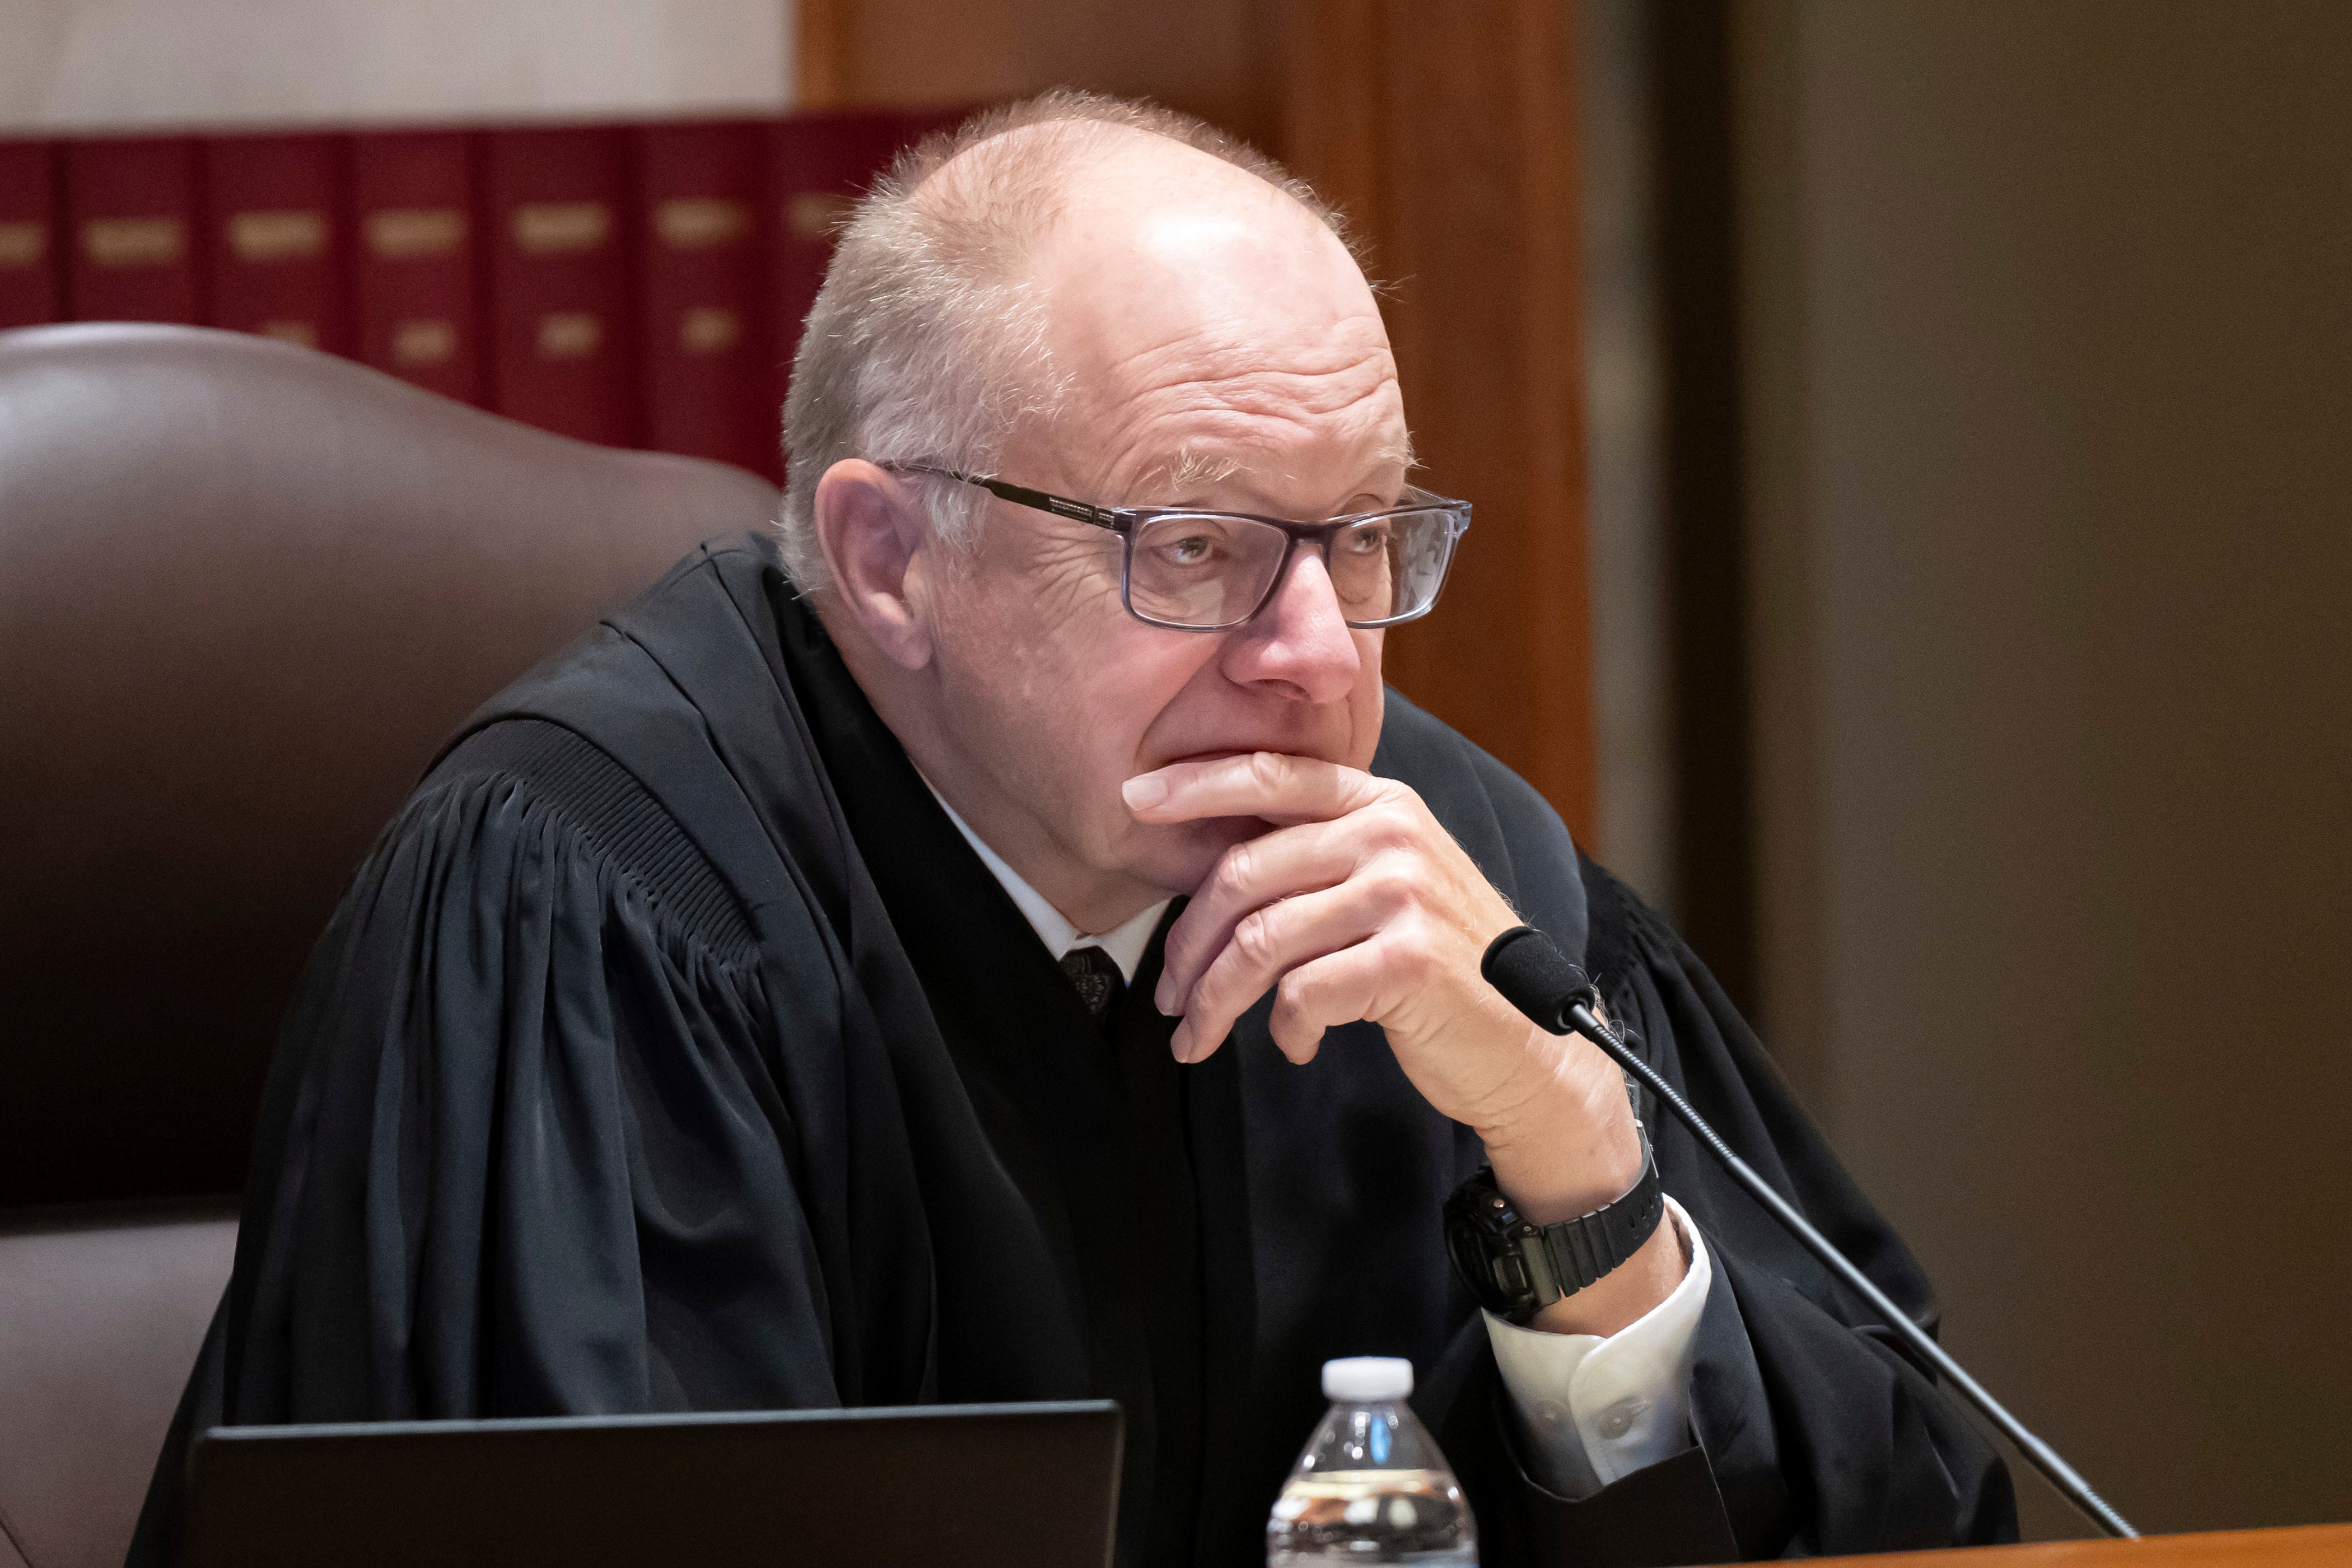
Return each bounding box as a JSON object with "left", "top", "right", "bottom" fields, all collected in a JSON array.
[
  {"left": 787, "top": 193, "right": 855, "bottom": 241},
  {"left": 536, "top": 312, "right": 601, "bottom": 359},
  {"left": 230, "top": 209, "right": 326, "bottom": 262},
  {"left": 514, "top": 203, "right": 610, "bottom": 255},
  {"left": 0, "top": 222, "right": 46, "bottom": 268},
  {"left": 658, "top": 198, "right": 752, "bottom": 250},
  {"left": 679, "top": 306, "right": 742, "bottom": 354},
  {"left": 84, "top": 217, "right": 182, "bottom": 268},
  {"left": 367, "top": 208, "right": 464, "bottom": 260},
  {"left": 392, "top": 319, "right": 456, "bottom": 366}
]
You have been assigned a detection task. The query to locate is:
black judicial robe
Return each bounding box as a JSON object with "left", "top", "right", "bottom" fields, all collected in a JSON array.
[{"left": 134, "top": 535, "right": 2015, "bottom": 1567}]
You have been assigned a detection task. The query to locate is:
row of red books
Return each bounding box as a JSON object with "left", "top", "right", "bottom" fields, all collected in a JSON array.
[{"left": 0, "top": 110, "right": 962, "bottom": 480}]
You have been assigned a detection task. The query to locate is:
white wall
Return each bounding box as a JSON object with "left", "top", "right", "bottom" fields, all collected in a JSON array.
[{"left": 0, "top": 0, "right": 791, "bottom": 131}]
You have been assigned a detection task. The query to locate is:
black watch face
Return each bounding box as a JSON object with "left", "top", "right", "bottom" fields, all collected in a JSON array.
[{"left": 1445, "top": 1216, "right": 1529, "bottom": 1313}]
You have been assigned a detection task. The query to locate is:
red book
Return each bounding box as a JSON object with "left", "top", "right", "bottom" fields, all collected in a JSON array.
[
  {"left": 64, "top": 137, "right": 203, "bottom": 324},
  {"left": 482, "top": 125, "right": 637, "bottom": 446},
  {"left": 635, "top": 119, "right": 773, "bottom": 479},
  {"left": 203, "top": 132, "right": 351, "bottom": 356},
  {"left": 767, "top": 111, "right": 923, "bottom": 402},
  {"left": 353, "top": 130, "right": 483, "bottom": 404},
  {"left": 0, "top": 139, "right": 61, "bottom": 329}
]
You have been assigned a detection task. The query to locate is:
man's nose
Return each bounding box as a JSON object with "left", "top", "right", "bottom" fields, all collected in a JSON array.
[{"left": 1222, "top": 548, "right": 1362, "bottom": 703}]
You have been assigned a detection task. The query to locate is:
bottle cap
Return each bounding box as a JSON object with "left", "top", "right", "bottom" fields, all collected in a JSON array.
[{"left": 1321, "top": 1356, "right": 1413, "bottom": 1402}]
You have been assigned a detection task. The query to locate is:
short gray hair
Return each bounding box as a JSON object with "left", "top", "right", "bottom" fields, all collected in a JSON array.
[{"left": 776, "top": 89, "right": 1355, "bottom": 595}]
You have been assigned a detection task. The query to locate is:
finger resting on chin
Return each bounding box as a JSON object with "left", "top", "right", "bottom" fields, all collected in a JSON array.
[{"left": 1133, "top": 752, "right": 1373, "bottom": 825}]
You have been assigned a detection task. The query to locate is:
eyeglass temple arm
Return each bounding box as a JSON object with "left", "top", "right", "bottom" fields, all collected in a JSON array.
[
  {"left": 897, "top": 465, "right": 1127, "bottom": 534},
  {"left": 893, "top": 463, "right": 1469, "bottom": 537}
]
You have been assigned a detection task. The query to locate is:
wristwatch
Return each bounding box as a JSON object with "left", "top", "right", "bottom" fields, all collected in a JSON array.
[{"left": 1443, "top": 1144, "right": 1665, "bottom": 1323}]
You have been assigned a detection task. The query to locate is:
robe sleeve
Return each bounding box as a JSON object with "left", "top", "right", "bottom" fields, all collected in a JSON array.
[
  {"left": 221, "top": 722, "right": 846, "bottom": 1426},
  {"left": 1432, "top": 853, "right": 2018, "bottom": 1565}
]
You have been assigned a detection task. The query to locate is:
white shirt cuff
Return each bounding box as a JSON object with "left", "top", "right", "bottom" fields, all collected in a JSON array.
[{"left": 1481, "top": 1195, "right": 1712, "bottom": 1499}]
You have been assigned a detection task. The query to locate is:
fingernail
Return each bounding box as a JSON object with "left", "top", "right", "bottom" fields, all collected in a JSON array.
[
  {"left": 1169, "top": 1021, "right": 1193, "bottom": 1062},
  {"left": 1154, "top": 976, "right": 1175, "bottom": 1014},
  {"left": 1122, "top": 774, "right": 1169, "bottom": 810}
]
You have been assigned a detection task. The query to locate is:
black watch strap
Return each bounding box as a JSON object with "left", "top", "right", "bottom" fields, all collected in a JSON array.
[{"left": 1444, "top": 1147, "right": 1667, "bottom": 1322}]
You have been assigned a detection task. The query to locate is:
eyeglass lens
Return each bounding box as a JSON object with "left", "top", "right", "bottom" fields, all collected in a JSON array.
[{"left": 1126, "top": 509, "right": 1458, "bottom": 630}]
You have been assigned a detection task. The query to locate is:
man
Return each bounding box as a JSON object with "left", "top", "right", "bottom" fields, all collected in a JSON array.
[{"left": 137, "top": 93, "right": 2012, "bottom": 1566}]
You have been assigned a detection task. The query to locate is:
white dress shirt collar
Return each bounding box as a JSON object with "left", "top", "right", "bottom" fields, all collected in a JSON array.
[{"left": 922, "top": 781, "right": 1170, "bottom": 986}]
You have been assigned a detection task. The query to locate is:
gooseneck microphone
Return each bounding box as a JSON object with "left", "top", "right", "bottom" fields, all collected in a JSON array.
[{"left": 1481, "top": 925, "right": 2138, "bottom": 1541}]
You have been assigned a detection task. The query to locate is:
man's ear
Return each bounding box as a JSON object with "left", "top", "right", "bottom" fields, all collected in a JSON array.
[{"left": 812, "top": 459, "right": 936, "bottom": 670}]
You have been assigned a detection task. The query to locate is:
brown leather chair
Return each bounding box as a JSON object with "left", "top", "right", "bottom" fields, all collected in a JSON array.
[{"left": 0, "top": 323, "right": 782, "bottom": 1568}]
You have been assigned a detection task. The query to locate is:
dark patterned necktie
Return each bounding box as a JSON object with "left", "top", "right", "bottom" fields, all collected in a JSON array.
[{"left": 1058, "top": 944, "right": 1124, "bottom": 1021}]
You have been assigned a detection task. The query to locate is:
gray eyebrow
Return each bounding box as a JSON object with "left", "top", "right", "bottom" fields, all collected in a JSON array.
[{"left": 1136, "top": 447, "right": 1246, "bottom": 496}]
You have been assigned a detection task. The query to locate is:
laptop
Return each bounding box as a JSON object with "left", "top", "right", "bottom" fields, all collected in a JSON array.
[{"left": 182, "top": 1400, "right": 1122, "bottom": 1568}]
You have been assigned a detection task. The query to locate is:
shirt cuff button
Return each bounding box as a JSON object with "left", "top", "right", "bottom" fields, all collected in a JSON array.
[{"left": 1596, "top": 1398, "right": 1647, "bottom": 1440}]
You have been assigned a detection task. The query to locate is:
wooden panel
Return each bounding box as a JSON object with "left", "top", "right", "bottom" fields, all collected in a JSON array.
[
  {"left": 796, "top": 0, "right": 848, "bottom": 109},
  {"left": 1821, "top": 1523, "right": 2352, "bottom": 1565},
  {"left": 799, "top": 0, "right": 1595, "bottom": 838},
  {"left": 1286, "top": 0, "right": 1596, "bottom": 839},
  {"left": 800, "top": 0, "right": 1277, "bottom": 148}
]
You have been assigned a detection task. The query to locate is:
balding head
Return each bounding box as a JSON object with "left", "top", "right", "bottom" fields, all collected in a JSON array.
[
  {"left": 779, "top": 90, "right": 1376, "bottom": 593},
  {"left": 792, "top": 91, "right": 1416, "bottom": 935},
  {"left": 1020, "top": 127, "right": 1402, "bottom": 504}
]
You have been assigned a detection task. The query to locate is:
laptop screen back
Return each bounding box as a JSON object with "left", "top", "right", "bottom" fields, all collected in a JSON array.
[{"left": 184, "top": 1401, "right": 1122, "bottom": 1568}]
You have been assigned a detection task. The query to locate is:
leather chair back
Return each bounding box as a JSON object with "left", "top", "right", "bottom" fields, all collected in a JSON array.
[
  {"left": 0, "top": 1205, "right": 238, "bottom": 1568},
  {"left": 0, "top": 323, "right": 783, "bottom": 1568}
]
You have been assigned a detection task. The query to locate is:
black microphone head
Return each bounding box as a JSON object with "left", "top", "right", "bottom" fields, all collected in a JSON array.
[{"left": 1480, "top": 925, "right": 1599, "bottom": 1034}]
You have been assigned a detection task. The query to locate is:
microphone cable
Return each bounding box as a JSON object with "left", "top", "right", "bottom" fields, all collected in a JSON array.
[{"left": 1481, "top": 924, "right": 2139, "bottom": 1541}]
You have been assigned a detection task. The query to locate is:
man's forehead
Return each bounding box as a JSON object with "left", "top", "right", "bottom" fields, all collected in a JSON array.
[
  {"left": 1041, "top": 208, "right": 1372, "bottom": 337},
  {"left": 934, "top": 119, "right": 1410, "bottom": 497},
  {"left": 1019, "top": 134, "right": 1375, "bottom": 334},
  {"left": 912, "top": 116, "right": 1394, "bottom": 381},
  {"left": 1038, "top": 203, "right": 1394, "bottom": 419},
  {"left": 1128, "top": 433, "right": 1417, "bottom": 500}
]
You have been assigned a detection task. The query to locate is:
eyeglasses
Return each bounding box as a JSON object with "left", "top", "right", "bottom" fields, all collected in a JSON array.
[{"left": 880, "top": 464, "right": 1473, "bottom": 632}]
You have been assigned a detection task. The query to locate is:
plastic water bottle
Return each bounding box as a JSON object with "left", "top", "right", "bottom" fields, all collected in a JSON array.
[{"left": 1267, "top": 1356, "right": 1477, "bottom": 1566}]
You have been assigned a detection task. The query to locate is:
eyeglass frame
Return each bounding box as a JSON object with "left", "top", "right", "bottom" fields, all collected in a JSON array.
[{"left": 877, "top": 461, "right": 1474, "bottom": 632}]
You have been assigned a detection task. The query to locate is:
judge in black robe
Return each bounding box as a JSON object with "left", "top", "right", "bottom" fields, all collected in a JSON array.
[{"left": 136, "top": 534, "right": 2013, "bottom": 1567}]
